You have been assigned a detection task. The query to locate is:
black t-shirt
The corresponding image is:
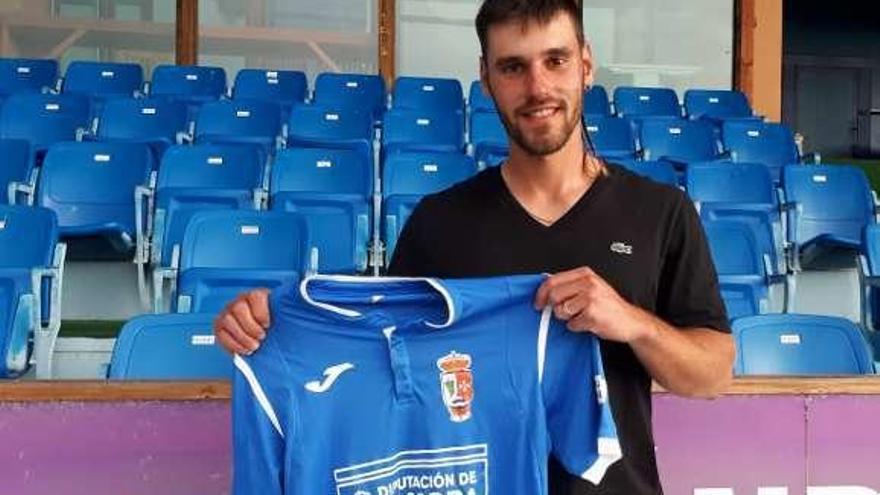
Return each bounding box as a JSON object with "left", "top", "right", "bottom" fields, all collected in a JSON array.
[{"left": 387, "top": 163, "right": 730, "bottom": 495}]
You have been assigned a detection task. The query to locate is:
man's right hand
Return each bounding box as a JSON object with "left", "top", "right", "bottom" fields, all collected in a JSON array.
[{"left": 214, "top": 289, "right": 271, "bottom": 355}]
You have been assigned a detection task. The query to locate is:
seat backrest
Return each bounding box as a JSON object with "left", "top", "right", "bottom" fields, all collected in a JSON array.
[
  {"left": 232, "top": 69, "right": 307, "bottom": 107},
  {"left": 702, "top": 219, "right": 765, "bottom": 278},
  {"left": 684, "top": 89, "right": 753, "bottom": 120},
  {"left": 864, "top": 224, "right": 880, "bottom": 275},
  {"left": 108, "top": 313, "right": 231, "bottom": 380},
  {"left": 382, "top": 109, "right": 464, "bottom": 153},
  {"left": 37, "top": 142, "right": 153, "bottom": 230},
  {"left": 97, "top": 98, "right": 189, "bottom": 143},
  {"left": 584, "top": 116, "right": 637, "bottom": 158},
  {"left": 0, "top": 58, "right": 58, "bottom": 96},
  {"left": 468, "top": 81, "right": 496, "bottom": 113},
  {"left": 313, "top": 72, "right": 385, "bottom": 116},
  {"left": 613, "top": 86, "right": 681, "bottom": 118},
  {"left": 640, "top": 119, "right": 719, "bottom": 162},
  {"left": 686, "top": 161, "right": 776, "bottom": 206},
  {"left": 150, "top": 64, "right": 227, "bottom": 99},
  {"left": 287, "top": 103, "right": 374, "bottom": 148},
  {"left": 733, "top": 314, "right": 874, "bottom": 375},
  {"left": 158, "top": 144, "right": 263, "bottom": 191},
  {"left": 469, "top": 111, "right": 508, "bottom": 147},
  {"left": 0, "top": 205, "right": 57, "bottom": 269},
  {"left": 195, "top": 99, "right": 282, "bottom": 143},
  {"left": 584, "top": 85, "right": 611, "bottom": 116},
  {"left": 0, "top": 138, "right": 32, "bottom": 192},
  {"left": 180, "top": 210, "right": 308, "bottom": 272},
  {"left": 722, "top": 121, "right": 799, "bottom": 173},
  {"left": 782, "top": 164, "right": 874, "bottom": 246},
  {"left": 383, "top": 152, "right": 477, "bottom": 198},
  {"left": 62, "top": 61, "right": 143, "bottom": 98},
  {"left": 0, "top": 93, "right": 91, "bottom": 151},
  {"left": 614, "top": 160, "right": 679, "bottom": 187},
  {"left": 271, "top": 147, "right": 371, "bottom": 197},
  {"left": 393, "top": 76, "right": 463, "bottom": 114}
]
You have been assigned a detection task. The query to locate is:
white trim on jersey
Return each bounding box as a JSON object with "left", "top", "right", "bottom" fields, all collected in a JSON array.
[
  {"left": 581, "top": 436, "right": 623, "bottom": 484},
  {"left": 234, "top": 354, "right": 285, "bottom": 438},
  {"left": 299, "top": 274, "right": 457, "bottom": 328},
  {"left": 537, "top": 306, "right": 552, "bottom": 384}
]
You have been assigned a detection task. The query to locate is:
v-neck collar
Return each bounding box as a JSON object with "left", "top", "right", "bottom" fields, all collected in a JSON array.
[{"left": 494, "top": 163, "right": 610, "bottom": 231}]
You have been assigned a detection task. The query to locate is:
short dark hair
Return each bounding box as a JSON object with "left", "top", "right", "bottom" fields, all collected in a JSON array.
[{"left": 475, "top": 0, "right": 585, "bottom": 58}]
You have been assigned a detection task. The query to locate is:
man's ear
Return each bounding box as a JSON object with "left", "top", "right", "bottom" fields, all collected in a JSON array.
[{"left": 582, "top": 44, "right": 595, "bottom": 90}]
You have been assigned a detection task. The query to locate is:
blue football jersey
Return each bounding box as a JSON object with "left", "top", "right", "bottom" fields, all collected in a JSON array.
[{"left": 232, "top": 274, "right": 621, "bottom": 494}]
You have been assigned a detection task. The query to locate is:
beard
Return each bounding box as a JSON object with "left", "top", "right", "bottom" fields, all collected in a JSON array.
[{"left": 496, "top": 96, "right": 582, "bottom": 156}]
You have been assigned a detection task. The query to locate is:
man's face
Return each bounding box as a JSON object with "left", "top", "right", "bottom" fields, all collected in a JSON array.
[{"left": 480, "top": 12, "right": 593, "bottom": 157}]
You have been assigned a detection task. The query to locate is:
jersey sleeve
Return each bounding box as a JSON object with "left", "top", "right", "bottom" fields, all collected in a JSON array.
[
  {"left": 231, "top": 352, "right": 288, "bottom": 494},
  {"left": 657, "top": 191, "right": 731, "bottom": 332},
  {"left": 540, "top": 309, "right": 622, "bottom": 485}
]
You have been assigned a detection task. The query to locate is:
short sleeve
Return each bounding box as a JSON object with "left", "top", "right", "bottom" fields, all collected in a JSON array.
[
  {"left": 540, "top": 311, "right": 622, "bottom": 485},
  {"left": 387, "top": 198, "right": 430, "bottom": 277},
  {"left": 656, "top": 192, "right": 731, "bottom": 332}
]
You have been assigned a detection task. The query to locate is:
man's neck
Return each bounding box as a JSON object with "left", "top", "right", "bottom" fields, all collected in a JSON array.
[{"left": 501, "top": 132, "right": 601, "bottom": 225}]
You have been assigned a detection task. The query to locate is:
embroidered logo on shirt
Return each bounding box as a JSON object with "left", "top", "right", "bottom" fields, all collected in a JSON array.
[
  {"left": 305, "top": 362, "right": 355, "bottom": 393},
  {"left": 437, "top": 351, "right": 475, "bottom": 423},
  {"left": 610, "top": 241, "right": 633, "bottom": 255}
]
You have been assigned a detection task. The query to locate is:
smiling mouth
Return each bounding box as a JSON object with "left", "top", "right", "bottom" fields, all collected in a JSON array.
[{"left": 519, "top": 106, "right": 561, "bottom": 121}]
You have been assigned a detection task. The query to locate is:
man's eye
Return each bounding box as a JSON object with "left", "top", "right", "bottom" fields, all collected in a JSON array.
[
  {"left": 549, "top": 57, "right": 567, "bottom": 67},
  {"left": 501, "top": 64, "right": 523, "bottom": 74}
]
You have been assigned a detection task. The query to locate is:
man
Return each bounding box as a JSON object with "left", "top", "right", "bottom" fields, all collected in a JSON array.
[{"left": 215, "top": 0, "right": 736, "bottom": 493}]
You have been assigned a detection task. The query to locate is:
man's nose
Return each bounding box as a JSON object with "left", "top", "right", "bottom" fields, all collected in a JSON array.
[{"left": 524, "top": 65, "right": 552, "bottom": 100}]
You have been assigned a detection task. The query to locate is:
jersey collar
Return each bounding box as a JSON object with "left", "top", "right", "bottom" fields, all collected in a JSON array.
[{"left": 298, "top": 274, "right": 458, "bottom": 329}]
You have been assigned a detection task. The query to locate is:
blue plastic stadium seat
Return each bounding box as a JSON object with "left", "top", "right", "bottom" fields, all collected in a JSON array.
[
  {"left": 383, "top": 109, "right": 465, "bottom": 155},
  {"left": 313, "top": 72, "right": 386, "bottom": 120},
  {"left": 0, "top": 58, "right": 58, "bottom": 99},
  {"left": 688, "top": 161, "right": 784, "bottom": 275},
  {"left": 0, "top": 93, "right": 91, "bottom": 154},
  {"left": 232, "top": 69, "right": 307, "bottom": 117},
  {"left": 703, "top": 219, "right": 777, "bottom": 320},
  {"left": 95, "top": 98, "right": 188, "bottom": 160},
  {"left": 62, "top": 61, "right": 143, "bottom": 117},
  {"left": 194, "top": 99, "right": 282, "bottom": 157},
  {"left": 37, "top": 142, "right": 153, "bottom": 255},
  {"left": 722, "top": 121, "right": 800, "bottom": 182},
  {"left": 614, "top": 160, "right": 679, "bottom": 187},
  {"left": 150, "top": 144, "right": 264, "bottom": 270},
  {"left": 149, "top": 64, "right": 226, "bottom": 119},
  {"left": 861, "top": 225, "right": 880, "bottom": 330},
  {"left": 639, "top": 119, "right": 721, "bottom": 166},
  {"left": 0, "top": 205, "right": 64, "bottom": 378},
  {"left": 392, "top": 76, "right": 463, "bottom": 114},
  {"left": 584, "top": 116, "right": 637, "bottom": 160},
  {"left": 173, "top": 210, "right": 309, "bottom": 313},
  {"left": 469, "top": 111, "right": 508, "bottom": 167},
  {"left": 108, "top": 313, "right": 231, "bottom": 380},
  {"left": 613, "top": 86, "right": 682, "bottom": 119},
  {"left": 783, "top": 165, "right": 875, "bottom": 261},
  {"left": 0, "top": 139, "right": 33, "bottom": 204},
  {"left": 684, "top": 89, "right": 756, "bottom": 122},
  {"left": 732, "top": 314, "right": 874, "bottom": 375},
  {"left": 270, "top": 147, "right": 372, "bottom": 274},
  {"left": 383, "top": 152, "right": 477, "bottom": 264},
  {"left": 468, "top": 81, "right": 496, "bottom": 113},
  {"left": 584, "top": 85, "right": 611, "bottom": 117},
  {"left": 286, "top": 103, "right": 374, "bottom": 153}
]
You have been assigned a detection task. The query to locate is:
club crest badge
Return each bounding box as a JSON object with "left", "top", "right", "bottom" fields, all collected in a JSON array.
[{"left": 437, "top": 351, "right": 474, "bottom": 423}]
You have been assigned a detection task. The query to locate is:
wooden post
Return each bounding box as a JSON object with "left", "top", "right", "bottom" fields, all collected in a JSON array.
[
  {"left": 378, "top": 0, "right": 395, "bottom": 88},
  {"left": 736, "top": 0, "right": 783, "bottom": 122},
  {"left": 176, "top": 0, "right": 198, "bottom": 65}
]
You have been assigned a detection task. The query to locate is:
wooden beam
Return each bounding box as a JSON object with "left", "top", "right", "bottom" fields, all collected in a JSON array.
[
  {"left": 0, "top": 381, "right": 231, "bottom": 402},
  {"left": 47, "top": 28, "right": 86, "bottom": 58},
  {"left": 176, "top": 0, "right": 197, "bottom": 65},
  {"left": 736, "top": 0, "right": 783, "bottom": 121},
  {"left": 378, "top": 0, "right": 395, "bottom": 87}
]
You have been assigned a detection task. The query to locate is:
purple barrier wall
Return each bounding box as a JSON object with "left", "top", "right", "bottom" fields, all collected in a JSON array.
[{"left": 3, "top": 394, "right": 880, "bottom": 494}]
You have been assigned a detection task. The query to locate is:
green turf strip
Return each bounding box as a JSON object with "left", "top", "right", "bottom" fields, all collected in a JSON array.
[{"left": 59, "top": 320, "right": 124, "bottom": 339}]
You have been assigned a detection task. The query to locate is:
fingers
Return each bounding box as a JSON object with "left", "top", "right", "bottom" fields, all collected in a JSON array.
[
  {"left": 214, "top": 309, "right": 261, "bottom": 355},
  {"left": 534, "top": 266, "right": 595, "bottom": 309},
  {"left": 553, "top": 292, "right": 591, "bottom": 322},
  {"left": 247, "top": 289, "right": 272, "bottom": 328}
]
